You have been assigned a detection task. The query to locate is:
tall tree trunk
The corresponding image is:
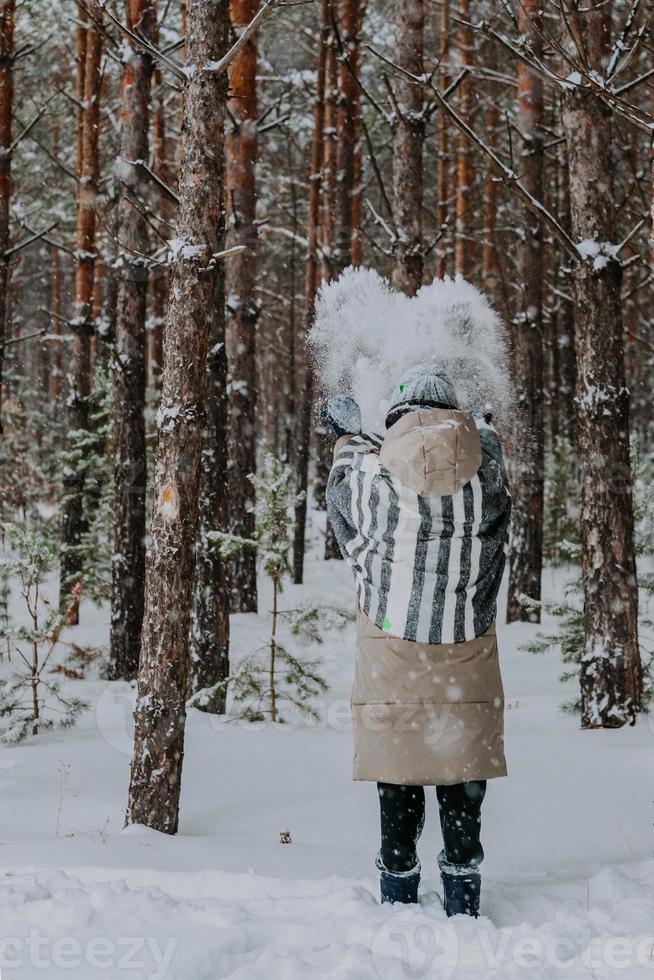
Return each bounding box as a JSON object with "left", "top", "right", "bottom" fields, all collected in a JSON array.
[
  {"left": 313, "top": 21, "right": 338, "bottom": 556},
  {"left": 282, "top": 136, "right": 299, "bottom": 461},
  {"left": 554, "top": 140, "right": 576, "bottom": 446},
  {"left": 109, "top": 0, "right": 156, "bottom": 681},
  {"left": 349, "top": 0, "right": 365, "bottom": 270},
  {"left": 481, "top": 96, "right": 498, "bottom": 298},
  {"left": 226, "top": 0, "right": 259, "bottom": 613},
  {"left": 60, "top": 2, "right": 103, "bottom": 621},
  {"left": 127, "top": 0, "right": 229, "bottom": 832},
  {"left": 454, "top": 0, "right": 473, "bottom": 279},
  {"left": 47, "top": 122, "right": 64, "bottom": 408},
  {"left": 37, "top": 310, "right": 50, "bottom": 419},
  {"left": 323, "top": 0, "right": 364, "bottom": 560},
  {"left": 507, "top": 0, "right": 544, "bottom": 623},
  {"left": 561, "top": 6, "right": 641, "bottom": 728},
  {"left": 391, "top": 0, "right": 424, "bottom": 295},
  {"left": 91, "top": 256, "right": 104, "bottom": 369},
  {"left": 48, "top": 243, "right": 63, "bottom": 404},
  {"left": 351, "top": 142, "right": 363, "bottom": 268},
  {"left": 332, "top": 0, "right": 363, "bottom": 274},
  {"left": 292, "top": 0, "right": 329, "bottom": 584},
  {"left": 148, "top": 64, "right": 171, "bottom": 389},
  {"left": 320, "top": 27, "right": 337, "bottom": 282},
  {"left": 435, "top": 0, "right": 450, "bottom": 280},
  {"left": 0, "top": 0, "right": 15, "bottom": 436},
  {"left": 190, "top": 267, "right": 230, "bottom": 713}
]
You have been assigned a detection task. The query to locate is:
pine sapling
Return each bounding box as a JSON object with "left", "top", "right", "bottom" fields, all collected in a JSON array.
[
  {"left": 0, "top": 522, "right": 89, "bottom": 743},
  {"left": 195, "top": 454, "right": 332, "bottom": 723}
]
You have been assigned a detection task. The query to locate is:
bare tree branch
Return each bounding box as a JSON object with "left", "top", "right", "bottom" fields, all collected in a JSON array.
[
  {"left": 4, "top": 221, "right": 60, "bottom": 259},
  {"left": 474, "top": 19, "right": 653, "bottom": 134},
  {"left": 0, "top": 329, "right": 46, "bottom": 350},
  {"left": 10, "top": 91, "right": 61, "bottom": 153},
  {"left": 133, "top": 160, "right": 181, "bottom": 205},
  {"left": 367, "top": 44, "right": 581, "bottom": 262},
  {"left": 607, "top": 0, "right": 641, "bottom": 77},
  {"left": 98, "top": 2, "right": 187, "bottom": 80},
  {"left": 210, "top": 0, "right": 283, "bottom": 77}
]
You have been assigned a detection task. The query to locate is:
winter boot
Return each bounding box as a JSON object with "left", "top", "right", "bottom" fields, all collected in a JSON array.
[
  {"left": 377, "top": 854, "right": 420, "bottom": 904},
  {"left": 438, "top": 851, "right": 481, "bottom": 917}
]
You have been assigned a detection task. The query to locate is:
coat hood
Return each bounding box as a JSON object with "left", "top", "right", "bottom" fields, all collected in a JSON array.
[{"left": 379, "top": 408, "right": 482, "bottom": 496}]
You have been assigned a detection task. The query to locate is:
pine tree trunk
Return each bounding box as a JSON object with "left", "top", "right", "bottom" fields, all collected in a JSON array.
[
  {"left": 435, "top": 0, "right": 450, "bottom": 280},
  {"left": 148, "top": 64, "right": 171, "bottom": 389},
  {"left": 454, "top": 0, "right": 473, "bottom": 279},
  {"left": 282, "top": 137, "right": 299, "bottom": 461},
  {"left": 351, "top": 141, "right": 363, "bottom": 268},
  {"left": 60, "top": 2, "right": 103, "bottom": 621},
  {"left": 349, "top": 0, "right": 365, "bottom": 270},
  {"left": 109, "top": 0, "right": 156, "bottom": 682},
  {"left": 481, "top": 96, "right": 498, "bottom": 299},
  {"left": 127, "top": 0, "right": 229, "bottom": 832},
  {"left": 49, "top": 125, "right": 64, "bottom": 405},
  {"left": 149, "top": 264, "right": 166, "bottom": 389},
  {"left": 48, "top": 243, "right": 63, "bottom": 404},
  {"left": 191, "top": 269, "right": 231, "bottom": 713},
  {"left": 561, "top": 12, "right": 641, "bottom": 728},
  {"left": 332, "top": 0, "right": 362, "bottom": 274},
  {"left": 226, "top": 0, "right": 259, "bottom": 613},
  {"left": 292, "top": 0, "right": 329, "bottom": 584},
  {"left": 0, "top": 0, "right": 15, "bottom": 437},
  {"left": 391, "top": 0, "right": 424, "bottom": 296},
  {"left": 322, "top": 0, "right": 364, "bottom": 561},
  {"left": 320, "top": 29, "right": 337, "bottom": 282},
  {"left": 312, "top": 22, "right": 338, "bottom": 557},
  {"left": 47, "top": 122, "right": 64, "bottom": 409},
  {"left": 507, "top": 0, "right": 544, "bottom": 623},
  {"left": 555, "top": 141, "right": 576, "bottom": 446}
]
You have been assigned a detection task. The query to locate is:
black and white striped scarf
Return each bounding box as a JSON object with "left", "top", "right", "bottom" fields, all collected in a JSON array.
[{"left": 326, "top": 420, "right": 511, "bottom": 644}]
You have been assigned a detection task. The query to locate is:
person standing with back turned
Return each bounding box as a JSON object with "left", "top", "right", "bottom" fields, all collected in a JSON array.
[{"left": 323, "top": 366, "right": 511, "bottom": 916}]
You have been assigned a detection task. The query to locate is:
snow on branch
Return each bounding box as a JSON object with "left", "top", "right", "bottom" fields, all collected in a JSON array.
[
  {"left": 197, "top": 0, "right": 282, "bottom": 79},
  {"left": 607, "top": 1, "right": 652, "bottom": 81},
  {"left": 607, "top": 0, "right": 642, "bottom": 77},
  {"left": 474, "top": 19, "right": 653, "bottom": 135},
  {"left": 101, "top": 0, "right": 283, "bottom": 87},
  {"left": 97, "top": 3, "right": 187, "bottom": 82}
]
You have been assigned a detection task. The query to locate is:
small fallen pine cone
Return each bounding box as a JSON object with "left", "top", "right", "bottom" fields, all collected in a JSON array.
[{"left": 279, "top": 829, "right": 292, "bottom": 844}]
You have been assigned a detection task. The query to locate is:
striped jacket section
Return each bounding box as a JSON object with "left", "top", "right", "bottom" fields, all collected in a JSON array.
[{"left": 326, "top": 422, "right": 511, "bottom": 645}]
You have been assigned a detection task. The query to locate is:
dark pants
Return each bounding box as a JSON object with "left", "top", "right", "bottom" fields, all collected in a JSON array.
[{"left": 377, "top": 780, "right": 486, "bottom": 874}]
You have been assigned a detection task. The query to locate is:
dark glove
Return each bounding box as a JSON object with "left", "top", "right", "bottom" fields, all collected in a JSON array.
[
  {"left": 472, "top": 408, "right": 494, "bottom": 425},
  {"left": 320, "top": 395, "right": 362, "bottom": 439}
]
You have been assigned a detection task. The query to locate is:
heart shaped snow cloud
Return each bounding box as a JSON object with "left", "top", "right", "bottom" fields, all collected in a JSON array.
[{"left": 308, "top": 267, "right": 512, "bottom": 434}]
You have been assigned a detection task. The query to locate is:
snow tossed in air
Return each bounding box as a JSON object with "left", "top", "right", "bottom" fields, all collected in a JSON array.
[{"left": 308, "top": 267, "right": 513, "bottom": 433}]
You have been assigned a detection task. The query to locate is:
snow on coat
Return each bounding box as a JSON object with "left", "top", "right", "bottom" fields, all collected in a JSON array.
[{"left": 327, "top": 407, "right": 511, "bottom": 785}]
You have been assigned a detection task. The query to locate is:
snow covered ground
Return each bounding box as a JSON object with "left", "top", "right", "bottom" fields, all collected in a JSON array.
[{"left": 1, "top": 528, "right": 653, "bottom": 979}]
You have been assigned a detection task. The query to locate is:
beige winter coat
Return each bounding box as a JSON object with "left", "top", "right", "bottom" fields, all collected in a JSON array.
[
  {"left": 351, "top": 612, "right": 506, "bottom": 785},
  {"left": 330, "top": 409, "right": 509, "bottom": 786}
]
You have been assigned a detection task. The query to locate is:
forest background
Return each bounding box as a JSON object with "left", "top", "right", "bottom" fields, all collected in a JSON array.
[{"left": 0, "top": 0, "right": 653, "bottom": 832}]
